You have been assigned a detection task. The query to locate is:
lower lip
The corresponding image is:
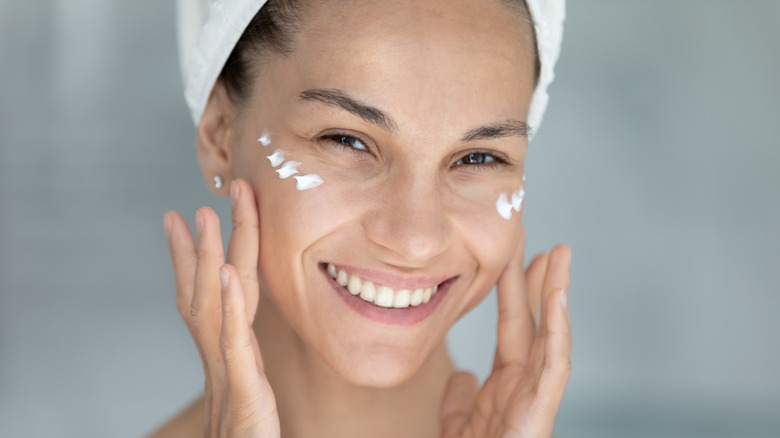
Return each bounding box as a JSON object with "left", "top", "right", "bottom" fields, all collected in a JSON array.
[{"left": 320, "top": 264, "right": 453, "bottom": 326}]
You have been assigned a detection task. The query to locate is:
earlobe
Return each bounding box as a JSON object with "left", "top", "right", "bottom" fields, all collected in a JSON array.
[{"left": 196, "top": 80, "right": 237, "bottom": 195}]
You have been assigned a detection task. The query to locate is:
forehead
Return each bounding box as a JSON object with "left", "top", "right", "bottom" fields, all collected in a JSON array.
[{"left": 257, "top": 0, "right": 536, "bottom": 144}]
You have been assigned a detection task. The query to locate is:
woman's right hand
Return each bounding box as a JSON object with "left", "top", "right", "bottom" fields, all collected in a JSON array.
[{"left": 164, "top": 179, "right": 280, "bottom": 438}]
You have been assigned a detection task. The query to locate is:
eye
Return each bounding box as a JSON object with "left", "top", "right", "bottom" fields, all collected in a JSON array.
[
  {"left": 453, "top": 151, "right": 506, "bottom": 168},
  {"left": 320, "top": 133, "right": 368, "bottom": 152}
]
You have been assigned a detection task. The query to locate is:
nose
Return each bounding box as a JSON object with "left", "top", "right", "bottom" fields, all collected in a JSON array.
[{"left": 362, "top": 174, "right": 450, "bottom": 266}]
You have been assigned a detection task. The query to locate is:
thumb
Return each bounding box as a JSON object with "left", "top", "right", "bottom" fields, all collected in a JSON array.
[{"left": 439, "top": 371, "right": 479, "bottom": 438}]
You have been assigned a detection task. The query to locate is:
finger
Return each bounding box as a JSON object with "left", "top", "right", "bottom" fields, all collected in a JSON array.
[
  {"left": 537, "top": 244, "right": 571, "bottom": 336},
  {"left": 525, "top": 252, "right": 549, "bottom": 325},
  {"left": 164, "top": 211, "right": 197, "bottom": 325},
  {"left": 439, "top": 371, "right": 479, "bottom": 438},
  {"left": 536, "top": 287, "right": 572, "bottom": 415},
  {"left": 219, "top": 265, "right": 262, "bottom": 396},
  {"left": 219, "top": 264, "right": 280, "bottom": 436},
  {"left": 190, "top": 207, "right": 226, "bottom": 358},
  {"left": 495, "top": 227, "right": 535, "bottom": 367},
  {"left": 225, "top": 179, "right": 261, "bottom": 323}
]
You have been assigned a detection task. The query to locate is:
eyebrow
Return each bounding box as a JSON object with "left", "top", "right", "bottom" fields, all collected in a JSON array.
[
  {"left": 299, "top": 88, "right": 398, "bottom": 133},
  {"left": 298, "top": 87, "right": 530, "bottom": 141},
  {"left": 460, "top": 120, "right": 531, "bottom": 142}
]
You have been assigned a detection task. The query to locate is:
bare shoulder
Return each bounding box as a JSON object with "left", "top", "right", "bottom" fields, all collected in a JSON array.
[{"left": 146, "top": 394, "right": 204, "bottom": 438}]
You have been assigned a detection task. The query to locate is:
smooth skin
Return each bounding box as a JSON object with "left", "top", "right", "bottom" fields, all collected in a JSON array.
[{"left": 156, "top": 179, "right": 570, "bottom": 437}]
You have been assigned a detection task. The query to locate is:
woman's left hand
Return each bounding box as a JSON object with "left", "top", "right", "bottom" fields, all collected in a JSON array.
[{"left": 439, "top": 230, "right": 572, "bottom": 438}]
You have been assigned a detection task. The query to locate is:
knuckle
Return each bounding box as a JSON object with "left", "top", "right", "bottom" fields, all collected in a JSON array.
[
  {"left": 220, "top": 337, "right": 252, "bottom": 364},
  {"left": 231, "top": 214, "right": 243, "bottom": 230},
  {"left": 219, "top": 342, "right": 242, "bottom": 367},
  {"left": 189, "top": 306, "right": 211, "bottom": 330},
  {"left": 544, "top": 356, "right": 572, "bottom": 378}
]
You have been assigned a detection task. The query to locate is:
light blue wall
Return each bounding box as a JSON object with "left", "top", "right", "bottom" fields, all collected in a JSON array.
[{"left": 1, "top": 1, "right": 778, "bottom": 437}]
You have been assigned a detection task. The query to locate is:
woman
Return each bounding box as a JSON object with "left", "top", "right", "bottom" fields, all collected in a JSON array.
[{"left": 153, "top": 0, "right": 571, "bottom": 436}]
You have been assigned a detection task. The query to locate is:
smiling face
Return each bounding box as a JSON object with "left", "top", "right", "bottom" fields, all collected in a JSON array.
[{"left": 204, "top": 0, "right": 537, "bottom": 387}]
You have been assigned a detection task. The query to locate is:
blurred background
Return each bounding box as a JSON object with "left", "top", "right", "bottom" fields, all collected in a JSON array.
[{"left": 1, "top": 1, "right": 778, "bottom": 437}]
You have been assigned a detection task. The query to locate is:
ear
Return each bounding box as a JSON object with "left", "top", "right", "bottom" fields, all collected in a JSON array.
[{"left": 197, "top": 80, "right": 238, "bottom": 195}]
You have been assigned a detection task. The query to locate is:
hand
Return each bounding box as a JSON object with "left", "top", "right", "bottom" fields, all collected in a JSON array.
[
  {"left": 164, "top": 179, "right": 280, "bottom": 438},
  {"left": 439, "top": 229, "right": 572, "bottom": 438}
]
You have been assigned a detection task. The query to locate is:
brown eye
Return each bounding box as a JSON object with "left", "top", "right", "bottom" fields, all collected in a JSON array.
[
  {"left": 323, "top": 134, "right": 368, "bottom": 151},
  {"left": 455, "top": 152, "right": 496, "bottom": 166}
]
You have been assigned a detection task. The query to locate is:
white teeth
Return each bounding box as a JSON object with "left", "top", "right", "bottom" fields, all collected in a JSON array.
[
  {"left": 347, "top": 275, "right": 362, "bottom": 295},
  {"left": 336, "top": 269, "right": 349, "bottom": 286},
  {"left": 393, "top": 289, "right": 411, "bottom": 308},
  {"left": 326, "top": 264, "right": 441, "bottom": 308},
  {"left": 410, "top": 288, "right": 423, "bottom": 306},
  {"left": 375, "top": 286, "right": 394, "bottom": 307},
  {"left": 360, "top": 281, "right": 376, "bottom": 302}
]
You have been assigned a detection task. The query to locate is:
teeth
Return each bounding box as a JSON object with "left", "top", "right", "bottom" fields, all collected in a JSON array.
[
  {"left": 326, "top": 263, "right": 440, "bottom": 308},
  {"left": 393, "top": 289, "right": 411, "bottom": 308},
  {"left": 360, "top": 281, "right": 376, "bottom": 302},
  {"left": 336, "top": 269, "right": 349, "bottom": 286},
  {"left": 410, "top": 289, "right": 423, "bottom": 306},
  {"left": 347, "top": 275, "right": 362, "bottom": 295},
  {"left": 375, "top": 286, "right": 394, "bottom": 307},
  {"left": 422, "top": 287, "right": 432, "bottom": 304}
]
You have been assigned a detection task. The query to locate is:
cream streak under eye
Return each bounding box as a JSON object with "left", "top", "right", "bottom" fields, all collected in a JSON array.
[{"left": 261, "top": 128, "right": 325, "bottom": 191}]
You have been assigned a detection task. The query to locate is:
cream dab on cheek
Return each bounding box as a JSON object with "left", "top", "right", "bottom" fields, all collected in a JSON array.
[
  {"left": 258, "top": 129, "right": 272, "bottom": 147},
  {"left": 294, "top": 174, "right": 324, "bottom": 191},
  {"left": 260, "top": 128, "right": 325, "bottom": 191},
  {"left": 496, "top": 187, "right": 525, "bottom": 220},
  {"left": 267, "top": 149, "right": 286, "bottom": 167},
  {"left": 276, "top": 160, "right": 301, "bottom": 179}
]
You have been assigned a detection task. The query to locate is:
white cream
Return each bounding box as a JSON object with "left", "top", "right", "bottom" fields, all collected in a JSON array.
[
  {"left": 276, "top": 160, "right": 300, "bottom": 179},
  {"left": 261, "top": 128, "right": 325, "bottom": 190},
  {"left": 496, "top": 187, "right": 525, "bottom": 220},
  {"left": 258, "top": 129, "right": 271, "bottom": 146},
  {"left": 511, "top": 188, "right": 525, "bottom": 212},
  {"left": 266, "top": 149, "right": 286, "bottom": 167},
  {"left": 496, "top": 193, "right": 513, "bottom": 220},
  {"left": 294, "top": 174, "right": 323, "bottom": 191},
  {"left": 327, "top": 263, "right": 438, "bottom": 308}
]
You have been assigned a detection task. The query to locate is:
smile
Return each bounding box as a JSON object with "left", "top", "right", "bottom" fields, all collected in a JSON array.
[{"left": 326, "top": 263, "right": 439, "bottom": 308}]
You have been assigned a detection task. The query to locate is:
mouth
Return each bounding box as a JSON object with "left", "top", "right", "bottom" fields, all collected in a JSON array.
[{"left": 319, "top": 262, "right": 456, "bottom": 326}]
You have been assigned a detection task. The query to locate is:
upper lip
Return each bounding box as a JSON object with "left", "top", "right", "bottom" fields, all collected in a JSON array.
[{"left": 323, "top": 262, "right": 454, "bottom": 290}]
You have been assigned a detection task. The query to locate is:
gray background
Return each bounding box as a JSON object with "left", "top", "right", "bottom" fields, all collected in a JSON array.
[{"left": 1, "top": 1, "right": 778, "bottom": 437}]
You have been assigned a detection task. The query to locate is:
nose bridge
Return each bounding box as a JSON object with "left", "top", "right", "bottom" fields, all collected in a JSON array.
[{"left": 363, "top": 167, "right": 450, "bottom": 265}]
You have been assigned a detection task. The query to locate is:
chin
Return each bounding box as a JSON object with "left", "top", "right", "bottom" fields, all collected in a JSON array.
[{"left": 327, "top": 346, "right": 430, "bottom": 389}]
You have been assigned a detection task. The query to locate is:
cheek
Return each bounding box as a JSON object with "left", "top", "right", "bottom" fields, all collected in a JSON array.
[
  {"left": 446, "top": 185, "right": 524, "bottom": 308},
  {"left": 254, "top": 163, "right": 361, "bottom": 297}
]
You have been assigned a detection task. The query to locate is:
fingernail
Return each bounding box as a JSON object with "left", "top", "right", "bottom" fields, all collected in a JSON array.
[
  {"left": 163, "top": 213, "right": 172, "bottom": 237},
  {"left": 195, "top": 210, "right": 204, "bottom": 234},
  {"left": 230, "top": 180, "right": 239, "bottom": 204},
  {"left": 560, "top": 289, "right": 568, "bottom": 310},
  {"left": 220, "top": 266, "right": 229, "bottom": 288}
]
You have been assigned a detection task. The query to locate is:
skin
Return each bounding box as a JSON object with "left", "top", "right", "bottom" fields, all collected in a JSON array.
[{"left": 151, "top": 0, "right": 572, "bottom": 437}]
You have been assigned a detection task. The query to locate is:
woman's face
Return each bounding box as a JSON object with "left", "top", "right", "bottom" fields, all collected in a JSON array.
[{"left": 228, "top": 0, "right": 536, "bottom": 387}]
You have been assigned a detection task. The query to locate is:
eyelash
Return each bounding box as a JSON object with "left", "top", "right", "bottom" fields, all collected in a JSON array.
[
  {"left": 317, "top": 132, "right": 508, "bottom": 169},
  {"left": 452, "top": 151, "right": 508, "bottom": 169},
  {"left": 318, "top": 133, "right": 370, "bottom": 154}
]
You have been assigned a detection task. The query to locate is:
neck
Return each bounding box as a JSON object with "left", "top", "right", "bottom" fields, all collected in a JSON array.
[{"left": 253, "top": 293, "right": 456, "bottom": 438}]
